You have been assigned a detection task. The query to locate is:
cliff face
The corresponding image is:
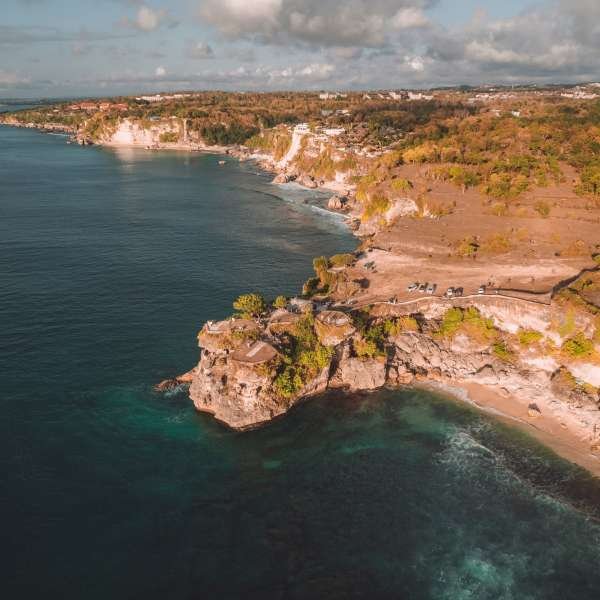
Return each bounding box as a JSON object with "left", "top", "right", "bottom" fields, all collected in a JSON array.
[{"left": 188, "top": 304, "right": 600, "bottom": 447}]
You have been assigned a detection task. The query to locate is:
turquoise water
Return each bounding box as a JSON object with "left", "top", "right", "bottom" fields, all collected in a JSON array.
[{"left": 2, "top": 125, "right": 600, "bottom": 599}]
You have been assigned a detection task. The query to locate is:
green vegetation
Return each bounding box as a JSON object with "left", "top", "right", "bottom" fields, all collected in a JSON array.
[
  {"left": 247, "top": 129, "right": 292, "bottom": 161},
  {"left": 353, "top": 338, "right": 380, "bottom": 359},
  {"left": 273, "top": 296, "right": 288, "bottom": 309},
  {"left": 561, "top": 333, "right": 595, "bottom": 359},
  {"left": 273, "top": 313, "right": 333, "bottom": 398},
  {"left": 233, "top": 293, "right": 266, "bottom": 318},
  {"left": 383, "top": 316, "right": 419, "bottom": 336},
  {"left": 534, "top": 200, "right": 551, "bottom": 218},
  {"left": 159, "top": 131, "right": 179, "bottom": 143},
  {"left": 200, "top": 122, "right": 259, "bottom": 145},
  {"left": 329, "top": 253, "right": 355, "bottom": 268},
  {"left": 492, "top": 340, "right": 515, "bottom": 362},
  {"left": 456, "top": 237, "right": 479, "bottom": 257},
  {"left": 436, "top": 307, "right": 498, "bottom": 343},
  {"left": 518, "top": 329, "right": 543, "bottom": 346}
]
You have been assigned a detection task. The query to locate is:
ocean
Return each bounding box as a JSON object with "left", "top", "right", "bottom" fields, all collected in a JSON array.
[{"left": 2, "top": 125, "right": 600, "bottom": 599}]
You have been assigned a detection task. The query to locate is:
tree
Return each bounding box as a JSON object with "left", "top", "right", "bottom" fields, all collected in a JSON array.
[{"left": 233, "top": 293, "right": 266, "bottom": 318}]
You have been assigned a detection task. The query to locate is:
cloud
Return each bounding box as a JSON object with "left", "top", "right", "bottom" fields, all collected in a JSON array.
[
  {"left": 199, "top": 0, "right": 436, "bottom": 47},
  {"left": 0, "top": 69, "right": 31, "bottom": 88},
  {"left": 120, "top": 4, "right": 178, "bottom": 32},
  {"left": 155, "top": 65, "right": 167, "bottom": 77},
  {"left": 185, "top": 41, "right": 215, "bottom": 59}
]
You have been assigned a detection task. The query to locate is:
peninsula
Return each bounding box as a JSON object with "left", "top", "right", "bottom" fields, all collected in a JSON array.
[{"left": 4, "top": 86, "right": 600, "bottom": 472}]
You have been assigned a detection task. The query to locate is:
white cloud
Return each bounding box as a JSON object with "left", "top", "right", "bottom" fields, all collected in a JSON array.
[
  {"left": 155, "top": 65, "right": 166, "bottom": 77},
  {"left": 199, "top": 0, "right": 437, "bottom": 47},
  {"left": 136, "top": 6, "right": 162, "bottom": 31},
  {"left": 119, "top": 4, "right": 177, "bottom": 32},
  {"left": 0, "top": 69, "right": 31, "bottom": 87},
  {"left": 185, "top": 41, "right": 215, "bottom": 59},
  {"left": 392, "top": 8, "right": 429, "bottom": 30}
]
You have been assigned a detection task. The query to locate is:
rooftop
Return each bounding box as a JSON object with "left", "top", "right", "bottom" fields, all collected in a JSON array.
[{"left": 231, "top": 341, "right": 279, "bottom": 365}]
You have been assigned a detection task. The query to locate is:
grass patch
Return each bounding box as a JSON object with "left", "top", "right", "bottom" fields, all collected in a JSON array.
[{"left": 518, "top": 329, "right": 543, "bottom": 346}]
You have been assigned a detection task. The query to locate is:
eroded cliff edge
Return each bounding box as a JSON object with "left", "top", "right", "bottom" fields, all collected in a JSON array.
[{"left": 186, "top": 280, "right": 600, "bottom": 455}]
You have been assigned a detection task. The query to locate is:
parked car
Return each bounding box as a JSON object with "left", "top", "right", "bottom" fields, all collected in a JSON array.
[
  {"left": 407, "top": 282, "right": 419, "bottom": 292},
  {"left": 454, "top": 287, "right": 464, "bottom": 297},
  {"left": 478, "top": 285, "right": 486, "bottom": 295},
  {"left": 418, "top": 282, "right": 428, "bottom": 293},
  {"left": 426, "top": 283, "right": 437, "bottom": 295},
  {"left": 445, "top": 287, "right": 454, "bottom": 298}
]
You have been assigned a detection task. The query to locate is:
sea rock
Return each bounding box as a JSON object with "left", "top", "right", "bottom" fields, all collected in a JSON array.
[
  {"left": 327, "top": 195, "right": 347, "bottom": 210},
  {"left": 297, "top": 174, "right": 318, "bottom": 189},
  {"left": 272, "top": 172, "right": 293, "bottom": 184}
]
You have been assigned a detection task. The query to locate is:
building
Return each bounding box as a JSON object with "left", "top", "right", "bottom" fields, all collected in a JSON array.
[{"left": 231, "top": 340, "right": 278, "bottom": 365}]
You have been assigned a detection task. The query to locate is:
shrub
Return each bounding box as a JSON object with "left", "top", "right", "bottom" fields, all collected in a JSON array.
[
  {"left": 534, "top": 201, "right": 551, "bottom": 218},
  {"left": 518, "top": 329, "right": 543, "bottom": 346},
  {"left": 329, "top": 253, "right": 355, "bottom": 268},
  {"left": 354, "top": 338, "right": 380, "bottom": 359},
  {"left": 273, "top": 313, "right": 333, "bottom": 398},
  {"left": 437, "top": 307, "right": 497, "bottom": 342},
  {"left": 233, "top": 293, "right": 266, "bottom": 318},
  {"left": 562, "top": 333, "right": 594, "bottom": 359},
  {"left": 390, "top": 178, "right": 412, "bottom": 193},
  {"left": 362, "top": 194, "right": 390, "bottom": 221},
  {"left": 493, "top": 340, "right": 514, "bottom": 362},
  {"left": 159, "top": 131, "right": 179, "bottom": 143},
  {"left": 456, "top": 237, "right": 479, "bottom": 257},
  {"left": 384, "top": 316, "right": 419, "bottom": 336},
  {"left": 273, "top": 296, "right": 288, "bottom": 309},
  {"left": 437, "top": 308, "right": 465, "bottom": 337}
]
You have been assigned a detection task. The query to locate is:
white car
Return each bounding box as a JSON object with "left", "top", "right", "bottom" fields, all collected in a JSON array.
[
  {"left": 478, "top": 285, "right": 486, "bottom": 295},
  {"left": 407, "top": 282, "right": 419, "bottom": 292},
  {"left": 445, "top": 287, "right": 454, "bottom": 298},
  {"left": 418, "top": 282, "right": 428, "bottom": 293},
  {"left": 426, "top": 283, "right": 437, "bottom": 295}
]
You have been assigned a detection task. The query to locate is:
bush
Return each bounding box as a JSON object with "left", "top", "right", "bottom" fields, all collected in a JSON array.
[
  {"left": 273, "top": 296, "right": 288, "bottom": 309},
  {"left": 390, "top": 178, "right": 412, "bottom": 193},
  {"left": 534, "top": 201, "right": 551, "bottom": 218},
  {"left": 518, "top": 329, "right": 543, "bottom": 346},
  {"left": 437, "top": 307, "right": 497, "bottom": 342},
  {"left": 159, "top": 131, "right": 179, "bottom": 143},
  {"left": 273, "top": 313, "right": 333, "bottom": 398},
  {"left": 562, "top": 333, "right": 594, "bottom": 359},
  {"left": 456, "top": 237, "right": 479, "bottom": 257},
  {"left": 233, "top": 293, "right": 266, "bottom": 318},
  {"left": 329, "top": 253, "right": 355, "bottom": 268},
  {"left": 354, "top": 338, "right": 379, "bottom": 359},
  {"left": 383, "top": 316, "right": 419, "bottom": 336},
  {"left": 493, "top": 340, "right": 514, "bottom": 362}
]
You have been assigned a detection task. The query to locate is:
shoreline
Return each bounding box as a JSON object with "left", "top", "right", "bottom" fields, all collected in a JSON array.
[
  {"left": 6, "top": 121, "right": 600, "bottom": 479},
  {"left": 422, "top": 380, "right": 600, "bottom": 477}
]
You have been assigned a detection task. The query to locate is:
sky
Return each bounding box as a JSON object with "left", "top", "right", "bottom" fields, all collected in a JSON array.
[{"left": 1, "top": 0, "right": 600, "bottom": 98}]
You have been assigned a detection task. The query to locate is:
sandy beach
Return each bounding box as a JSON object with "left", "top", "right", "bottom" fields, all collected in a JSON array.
[{"left": 423, "top": 380, "right": 600, "bottom": 477}]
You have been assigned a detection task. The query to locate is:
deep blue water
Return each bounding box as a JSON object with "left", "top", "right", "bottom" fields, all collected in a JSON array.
[{"left": 2, "top": 125, "right": 600, "bottom": 599}]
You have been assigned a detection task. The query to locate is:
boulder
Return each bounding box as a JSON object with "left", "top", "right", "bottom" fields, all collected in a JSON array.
[
  {"left": 332, "top": 357, "right": 386, "bottom": 391},
  {"left": 327, "top": 195, "right": 347, "bottom": 210}
]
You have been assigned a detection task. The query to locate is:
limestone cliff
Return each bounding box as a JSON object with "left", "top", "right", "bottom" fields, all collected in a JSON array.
[{"left": 188, "top": 300, "right": 600, "bottom": 450}]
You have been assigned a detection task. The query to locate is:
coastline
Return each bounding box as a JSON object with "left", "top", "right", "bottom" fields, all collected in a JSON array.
[
  {"left": 7, "top": 121, "right": 600, "bottom": 479},
  {"left": 424, "top": 380, "right": 600, "bottom": 477}
]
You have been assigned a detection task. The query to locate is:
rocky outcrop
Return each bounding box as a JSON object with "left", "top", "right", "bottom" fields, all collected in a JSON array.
[
  {"left": 331, "top": 357, "right": 386, "bottom": 390},
  {"left": 184, "top": 309, "right": 600, "bottom": 452},
  {"left": 327, "top": 195, "right": 349, "bottom": 211}
]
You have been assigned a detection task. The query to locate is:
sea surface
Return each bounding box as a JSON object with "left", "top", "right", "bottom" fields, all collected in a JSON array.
[{"left": 2, "top": 125, "right": 600, "bottom": 599}]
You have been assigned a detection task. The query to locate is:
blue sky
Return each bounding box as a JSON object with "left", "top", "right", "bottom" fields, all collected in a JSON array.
[{"left": 1, "top": 1, "right": 598, "bottom": 98}]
